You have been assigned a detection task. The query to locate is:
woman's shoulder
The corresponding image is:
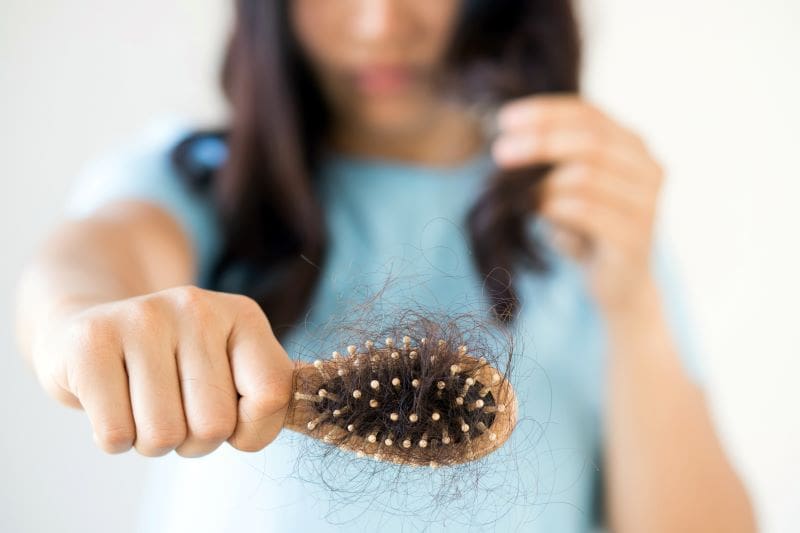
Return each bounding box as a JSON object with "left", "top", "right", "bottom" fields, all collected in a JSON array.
[{"left": 62, "top": 118, "right": 225, "bottom": 286}]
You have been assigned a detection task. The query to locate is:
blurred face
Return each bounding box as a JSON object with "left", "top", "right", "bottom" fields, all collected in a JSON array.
[{"left": 290, "top": 0, "right": 462, "bottom": 140}]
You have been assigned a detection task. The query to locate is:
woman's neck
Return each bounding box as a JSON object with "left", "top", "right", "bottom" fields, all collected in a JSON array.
[{"left": 326, "top": 101, "right": 487, "bottom": 168}]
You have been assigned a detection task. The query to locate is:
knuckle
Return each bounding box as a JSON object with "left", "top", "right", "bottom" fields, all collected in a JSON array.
[
  {"left": 136, "top": 423, "right": 186, "bottom": 455},
  {"left": 234, "top": 294, "right": 267, "bottom": 325},
  {"left": 125, "top": 298, "right": 165, "bottom": 332},
  {"left": 172, "top": 285, "right": 212, "bottom": 320},
  {"left": 67, "top": 315, "right": 116, "bottom": 350},
  {"left": 94, "top": 424, "right": 135, "bottom": 453},
  {"left": 173, "top": 285, "right": 205, "bottom": 308},
  {"left": 191, "top": 416, "right": 236, "bottom": 443}
]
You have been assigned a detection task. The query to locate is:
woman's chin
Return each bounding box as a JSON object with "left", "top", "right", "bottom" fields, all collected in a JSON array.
[{"left": 355, "top": 104, "right": 437, "bottom": 139}]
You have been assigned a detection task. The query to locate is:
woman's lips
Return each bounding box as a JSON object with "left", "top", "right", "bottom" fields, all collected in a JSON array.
[{"left": 352, "top": 64, "right": 415, "bottom": 96}]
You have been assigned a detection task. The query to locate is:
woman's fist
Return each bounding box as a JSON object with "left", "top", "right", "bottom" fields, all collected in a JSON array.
[{"left": 30, "top": 285, "right": 294, "bottom": 457}]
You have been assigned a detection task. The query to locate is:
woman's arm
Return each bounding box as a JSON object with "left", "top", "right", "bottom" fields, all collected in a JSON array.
[
  {"left": 492, "top": 93, "right": 757, "bottom": 531},
  {"left": 15, "top": 200, "right": 194, "bottom": 371},
  {"left": 602, "top": 280, "right": 756, "bottom": 532},
  {"left": 15, "top": 199, "right": 294, "bottom": 457}
]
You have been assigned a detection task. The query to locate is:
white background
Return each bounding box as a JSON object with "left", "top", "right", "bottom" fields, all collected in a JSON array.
[{"left": 1, "top": 1, "right": 798, "bottom": 531}]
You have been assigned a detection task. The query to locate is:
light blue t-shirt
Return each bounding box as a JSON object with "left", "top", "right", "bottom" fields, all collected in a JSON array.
[{"left": 63, "top": 120, "right": 706, "bottom": 533}]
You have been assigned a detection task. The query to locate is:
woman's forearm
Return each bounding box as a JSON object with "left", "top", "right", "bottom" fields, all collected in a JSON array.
[
  {"left": 14, "top": 202, "right": 193, "bottom": 370},
  {"left": 602, "top": 279, "right": 757, "bottom": 533}
]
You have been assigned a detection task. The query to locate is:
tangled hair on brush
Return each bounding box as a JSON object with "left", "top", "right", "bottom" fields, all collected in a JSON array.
[
  {"left": 275, "top": 275, "right": 545, "bottom": 528},
  {"left": 287, "top": 309, "right": 516, "bottom": 467}
]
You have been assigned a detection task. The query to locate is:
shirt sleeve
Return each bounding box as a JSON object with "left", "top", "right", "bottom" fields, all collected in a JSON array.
[
  {"left": 61, "top": 120, "right": 223, "bottom": 288},
  {"left": 650, "top": 235, "right": 707, "bottom": 387}
]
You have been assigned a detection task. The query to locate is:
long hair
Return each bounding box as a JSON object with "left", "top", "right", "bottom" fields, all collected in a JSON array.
[{"left": 172, "top": 0, "right": 582, "bottom": 340}]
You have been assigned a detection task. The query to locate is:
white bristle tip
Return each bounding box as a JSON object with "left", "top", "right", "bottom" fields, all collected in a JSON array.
[
  {"left": 337, "top": 369, "right": 346, "bottom": 376},
  {"left": 450, "top": 364, "right": 461, "bottom": 375},
  {"left": 385, "top": 337, "right": 394, "bottom": 347},
  {"left": 391, "top": 377, "right": 401, "bottom": 387},
  {"left": 419, "top": 440, "right": 428, "bottom": 448},
  {"left": 369, "top": 399, "right": 379, "bottom": 408},
  {"left": 347, "top": 345, "right": 357, "bottom": 355},
  {"left": 412, "top": 379, "right": 420, "bottom": 388},
  {"left": 461, "top": 423, "right": 470, "bottom": 433},
  {"left": 365, "top": 340, "right": 374, "bottom": 348},
  {"left": 456, "top": 397, "right": 464, "bottom": 405},
  {"left": 409, "top": 413, "right": 419, "bottom": 423},
  {"left": 390, "top": 412, "right": 399, "bottom": 421},
  {"left": 331, "top": 351, "right": 340, "bottom": 358},
  {"left": 347, "top": 424, "right": 355, "bottom": 432},
  {"left": 489, "top": 433, "right": 497, "bottom": 441},
  {"left": 431, "top": 412, "right": 441, "bottom": 421},
  {"left": 402, "top": 335, "right": 411, "bottom": 345},
  {"left": 476, "top": 399, "right": 485, "bottom": 408},
  {"left": 313, "top": 360, "right": 323, "bottom": 368},
  {"left": 390, "top": 351, "right": 399, "bottom": 359},
  {"left": 402, "top": 440, "right": 412, "bottom": 449},
  {"left": 436, "top": 381, "right": 446, "bottom": 390},
  {"left": 367, "top": 434, "right": 377, "bottom": 443},
  {"left": 384, "top": 438, "right": 393, "bottom": 446},
  {"left": 352, "top": 390, "right": 362, "bottom": 399},
  {"left": 370, "top": 380, "right": 380, "bottom": 389},
  {"left": 466, "top": 377, "right": 475, "bottom": 386}
]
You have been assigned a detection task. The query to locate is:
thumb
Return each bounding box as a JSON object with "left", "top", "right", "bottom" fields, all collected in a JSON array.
[{"left": 218, "top": 293, "right": 295, "bottom": 452}]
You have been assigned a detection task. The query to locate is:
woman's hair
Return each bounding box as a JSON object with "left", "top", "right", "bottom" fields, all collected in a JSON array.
[{"left": 172, "top": 0, "right": 582, "bottom": 341}]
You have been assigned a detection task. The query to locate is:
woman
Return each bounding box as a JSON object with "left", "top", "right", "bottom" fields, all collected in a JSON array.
[{"left": 15, "top": 0, "right": 756, "bottom": 531}]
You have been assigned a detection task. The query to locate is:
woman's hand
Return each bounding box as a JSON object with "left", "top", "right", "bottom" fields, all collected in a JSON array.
[
  {"left": 30, "top": 285, "right": 294, "bottom": 457},
  {"left": 492, "top": 94, "right": 665, "bottom": 315}
]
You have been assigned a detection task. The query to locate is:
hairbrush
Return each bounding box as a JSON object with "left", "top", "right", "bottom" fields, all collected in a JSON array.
[{"left": 284, "top": 335, "right": 516, "bottom": 468}]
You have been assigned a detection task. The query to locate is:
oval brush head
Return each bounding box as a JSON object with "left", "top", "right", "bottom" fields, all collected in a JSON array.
[{"left": 284, "top": 336, "right": 517, "bottom": 467}]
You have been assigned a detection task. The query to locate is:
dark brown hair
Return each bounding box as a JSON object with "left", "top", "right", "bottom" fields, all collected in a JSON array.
[{"left": 172, "top": 0, "right": 582, "bottom": 341}]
